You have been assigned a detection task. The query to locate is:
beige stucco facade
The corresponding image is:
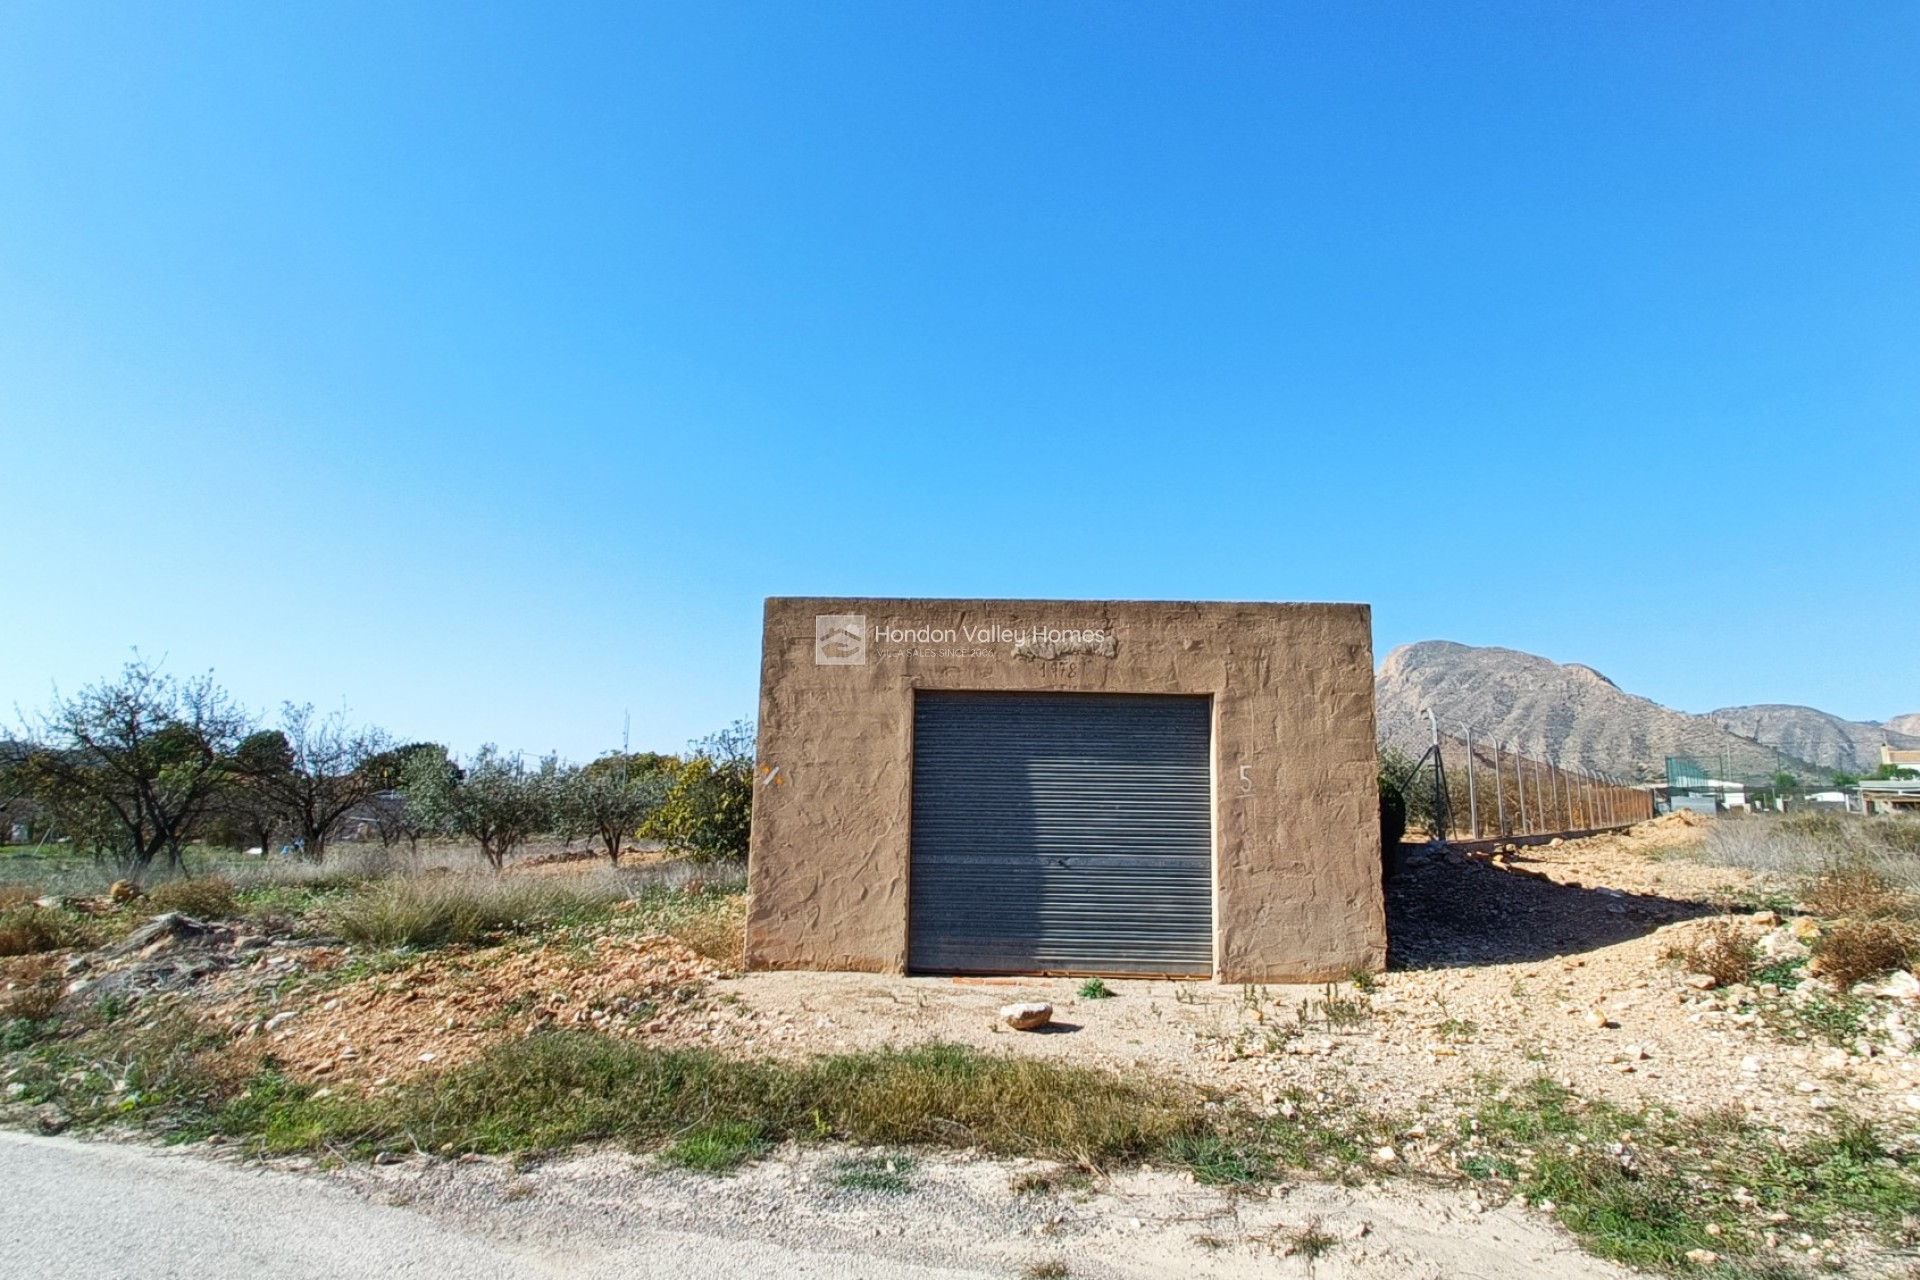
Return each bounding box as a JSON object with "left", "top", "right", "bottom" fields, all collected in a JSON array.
[{"left": 745, "top": 597, "right": 1385, "bottom": 983}]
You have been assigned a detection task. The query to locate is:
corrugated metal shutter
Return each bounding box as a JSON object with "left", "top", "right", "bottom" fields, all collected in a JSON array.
[{"left": 909, "top": 691, "right": 1214, "bottom": 976}]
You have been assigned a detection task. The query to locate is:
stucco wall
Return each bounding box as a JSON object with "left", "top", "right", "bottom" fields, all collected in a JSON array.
[{"left": 745, "top": 598, "right": 1384, "bottom": 983}]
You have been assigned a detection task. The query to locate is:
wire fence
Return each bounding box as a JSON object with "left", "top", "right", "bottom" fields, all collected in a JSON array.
[{"left": 1380, "top": 711, "right": 1654, "bottom": 844}]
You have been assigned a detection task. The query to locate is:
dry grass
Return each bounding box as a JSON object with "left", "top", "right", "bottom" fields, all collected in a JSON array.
[
  {"left": 1813, "top": 919, "right": 1917, "bottom": 990},
  {"left": 147, "top": 875, "right": 237, "bottom": 919},
  {"left": 0, "top": 908, "right": 77, "bottom": 958},
  {"left": 1664, "top": 919, "right": 1755, "bottom": 987},
  {"left": 0, "top": 981, "right": 63, "bottom": 1021},
  {"left": 0, "top": 885, "right": 40, "bottom": 912},
  {"left": 1802, "top": 860, "right": 1915, "bottom": 921},
  {"left": 326, "top": 874, "right": 630, "bottom": 949},
  {"left": 664, "top": 894, "right": 745, "bottom": 965}
]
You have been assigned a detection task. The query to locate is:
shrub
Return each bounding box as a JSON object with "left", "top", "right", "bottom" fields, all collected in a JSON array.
[
  {"left": 0, "top": 907, "right": 77, "bottom": 957},
  {"left": 1813, "top": 919, "right": 1916, "bottom": 990},
  {"left": 0, "top": 981, "right": 62, "bottom": 1021},
  {"left": 1666, "top": 919, "right": 1755, "bottom": 988},
  {"left": 643, "top": 723, "right": 754, "bottom": 863},
  {"left": 0, "top": 885, "right": 40, "bottom": 912},
  {"left": 147, "top": 876, "right": 236, "bottom": 919},
  {"left": 1802, "top": 860, "right": 1912, "bottom": 921}
]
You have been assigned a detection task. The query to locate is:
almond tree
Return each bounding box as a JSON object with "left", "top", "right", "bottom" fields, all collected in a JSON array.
[
  {"left": 555, "top": 753, "right": 671, "bottom": 865},
  {"left": 231, "top": 704, "right": 392, "bottom": 861},
  {"left": 17, "top": 658, "right": 249, "bottom": 880},
  {"left": 402, "top": 745, "right": 556, "bottom": 871}
]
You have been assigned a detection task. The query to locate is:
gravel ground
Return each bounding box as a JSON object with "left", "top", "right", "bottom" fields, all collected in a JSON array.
[
  {"left": 722, "top": 815, "right": 1920, "bottom": 1135},
  {"left": 315, "top": 1139, "right": 1630, "bottom": 1280}
]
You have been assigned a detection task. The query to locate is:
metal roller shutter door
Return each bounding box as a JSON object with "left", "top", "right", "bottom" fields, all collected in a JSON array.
[{"left": 908, "top": 691, "right": 1214, "bottom": 976}]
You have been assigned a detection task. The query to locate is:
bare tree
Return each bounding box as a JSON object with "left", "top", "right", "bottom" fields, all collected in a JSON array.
[
  {"left": 231, "top": 705, "right": 392, "bottom": 862},
  {"left": 16, "top": 657, "right": 249, "bottom": 880}
]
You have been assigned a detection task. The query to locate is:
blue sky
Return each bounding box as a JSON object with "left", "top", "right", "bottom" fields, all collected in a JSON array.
[{"left": 3, "top": 3, "right": 1915, "bottom": 760}]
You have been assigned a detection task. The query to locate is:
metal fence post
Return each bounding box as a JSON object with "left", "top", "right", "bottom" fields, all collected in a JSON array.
[
  {"left": 1494, "top": 739, "right": 1507, "bottom": 837},
  {"left": 1464, "top": 724, "right": 1479, "bottom": 839},
  {"left": 1516, "top": 751, "right": 1530, "bottom": 835}
]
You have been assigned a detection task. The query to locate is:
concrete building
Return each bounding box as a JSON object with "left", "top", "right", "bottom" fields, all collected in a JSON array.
[
  {"left": 745, "top": 597, "right": 1385, "bottom": 983},
  {"left": 1862, "top": 743, "right": 1920, "bottom": 815}
]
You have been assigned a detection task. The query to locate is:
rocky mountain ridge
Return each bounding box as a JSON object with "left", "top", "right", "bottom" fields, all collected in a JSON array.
[{"left": 1376, "top": 641, "right": 1918, "bottom": 783}]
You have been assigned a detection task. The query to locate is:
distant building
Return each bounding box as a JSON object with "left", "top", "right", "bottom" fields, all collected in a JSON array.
[{"left": 1861, "top": 744, "right": 1920, "bottom": 815}]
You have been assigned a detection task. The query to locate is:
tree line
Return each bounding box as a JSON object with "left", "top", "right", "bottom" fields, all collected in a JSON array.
[{"left": 0, "top": 658, "right": 752, "bottom": 882}]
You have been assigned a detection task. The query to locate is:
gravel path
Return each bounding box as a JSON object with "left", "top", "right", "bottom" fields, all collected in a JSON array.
[{"left": 0, "top": 1129, "right": 1634, "bottom": 1280}]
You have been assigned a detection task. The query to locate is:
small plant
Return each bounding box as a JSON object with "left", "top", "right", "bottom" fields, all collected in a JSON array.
[
  {"left": 1349, "top": 968, "right": 1378, "bottom": 993},
  {"left": 1435, "top": 1018, "right": 1477, "bottom": 1041},
  {"left": 147, "top": 875, "right": 236, "bottom": 919},
  {"left": 1077, "top": 977, "right": 1113, "bottom": 1000},
  {"left": 1010, "top": 1165, "right": 1090, "bottom": 1195},
  {"left": 829, "top": 1152, "right": 916, "bottom": 1194},
  {"left": 1169, "top": 1132, "right": 1275, "bottom": 1186},
  {"left": 1666, "top": 919, "right": 1755, "bottom": 988},
  {"left": 663, "top": 1120, "right": 769, "bottom": 1172},
  {"left": 1273, "top": 1217, "right": 1339, "bottom": 1260},
  {"left": 1297, "top": 984, "right": 1369, "bottom": 1030},
  {"left": 1812, "top": 919, "right": 1916, "bottom": 990},
  {"left": 1021, "top": 1262, "right": 1070, "bottom": 1280}
]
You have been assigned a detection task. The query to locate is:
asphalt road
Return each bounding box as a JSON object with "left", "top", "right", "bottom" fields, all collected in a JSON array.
[{"left": 0, "top": 1132, "right": 992, "bottom": 1280}]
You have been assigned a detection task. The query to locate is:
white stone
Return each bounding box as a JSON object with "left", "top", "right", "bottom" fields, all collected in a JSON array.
[{"left": 1000, "top": 1001, "right": 1053, "bottom": 1031}]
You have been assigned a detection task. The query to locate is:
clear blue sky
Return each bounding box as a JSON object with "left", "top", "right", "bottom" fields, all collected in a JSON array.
[{"left": 4, "top": 3, "right": 1916, "bottom": 761}]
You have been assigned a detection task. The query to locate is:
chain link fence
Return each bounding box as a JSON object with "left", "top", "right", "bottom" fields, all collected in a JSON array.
[{"left": 1379, "top": 712, "right": 1654, "bottom": 844}]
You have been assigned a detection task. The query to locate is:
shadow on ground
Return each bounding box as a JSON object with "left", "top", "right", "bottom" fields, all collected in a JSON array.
[{"left": 1387, "top": 843, "right": 1718, "bottom": 970}]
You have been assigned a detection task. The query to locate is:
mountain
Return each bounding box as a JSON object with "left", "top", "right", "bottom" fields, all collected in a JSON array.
[
  {"left": 1703, "top": 706, "right": 1920, "bottom": 774},
  {"left": 1374, "top": 642, "right": 1839, "bottom": 784},
  {"left": 1889, "top": 713, "right": 1920, "bottom": 739}
]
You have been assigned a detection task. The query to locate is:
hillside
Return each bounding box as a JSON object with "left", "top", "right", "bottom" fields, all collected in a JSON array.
[
  {"left": 1889, "top": 713, "right": 1920, "bottom": 739},
  {"left": 1374, "top": 642, "right": 1831, "bottom": 783},
  {"left": 1704, "top": 705, "right": 1920, "bottom": 774}
]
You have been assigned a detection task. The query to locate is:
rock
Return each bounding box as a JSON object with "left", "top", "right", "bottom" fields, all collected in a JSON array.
[
  {"left": 110, "top": 912, "right": 214, "bottom": 959},
  {"left": 1750, "top": 910, "right": 1780, "bottom": 926},
  {"left": 1756, "top": 932, "right": 1808, "bottom": 961},
  {"left": 1740, "top": 1056, "right": 1762, "bottom": 1075},
  {"left": 1370, "top": 1146, "right": 1397, "bottom": 1165},
  {"left": 34, "top": 1105, "right": 69, "bottom": 1135},
  {"left": 1683, "top": 973, "right": 1717, "bottom": 990},
  {"left": 1684, "top": 1248, "right": 1719, "bottom": 1266},
  {"left": 1001, "top": 1002, "right": 1054, "bottom": 1031},
  {"left": 1789, "top": 917, "right": 1822, "bottom": 942},
  {"left": 1585, "top": 1010, "right": 1614, "bottom": 1029},
  {"left": 108, "top": 880, "right": 139, "bottom": 904},
  {"left": 263, "top": 1011, "right": 298, "bottom": 1032},
  {"left": 1879, "top": 971, "right": 1920, "bottom": 1002}
]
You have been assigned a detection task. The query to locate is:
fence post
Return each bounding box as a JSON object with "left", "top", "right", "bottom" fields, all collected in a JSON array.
[
  {"left": 1516, "top": 748, "right": 1529, "bottom": 834},
  {"left": 1464, "top": 724, "right": 1479, "bottom": 839},
  {"left": 1422, "top": 708, "right": 1448, "bottom": 842},
  {"left": 1494, "top": 739, "right": 1507, "bottom": 837}
]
